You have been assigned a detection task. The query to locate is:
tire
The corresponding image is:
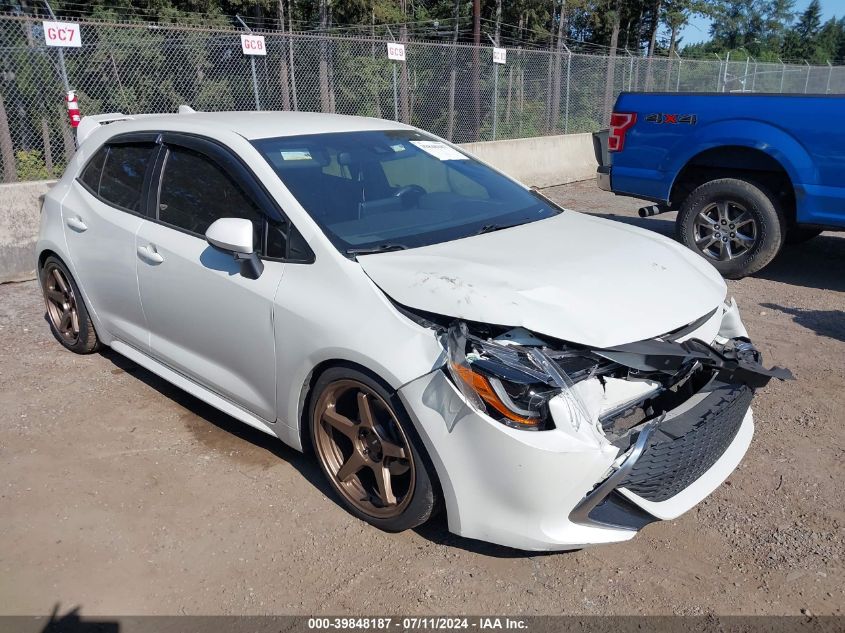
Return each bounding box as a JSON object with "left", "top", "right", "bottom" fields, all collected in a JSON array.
[
  {"left": 309, "top": 366, "right": 439, "bottom": 532},
  {"left": 676, "top": 178, "right": 785, "bottom": 279},
  {"left": 785, "top": 227, "right": 823, "bottom": 245},
  {"left": 39, "top": 255, "right": 100, "bottom": 354}
]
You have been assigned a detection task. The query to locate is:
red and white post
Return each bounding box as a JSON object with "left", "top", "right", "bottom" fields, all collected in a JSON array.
[{"left": 65, "top": 90, "right": 81, "bottom": 128}]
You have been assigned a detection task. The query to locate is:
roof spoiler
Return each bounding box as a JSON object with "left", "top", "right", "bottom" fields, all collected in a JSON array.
[{"left": 76, "top": 113, "right": 134, "bottom": 144}]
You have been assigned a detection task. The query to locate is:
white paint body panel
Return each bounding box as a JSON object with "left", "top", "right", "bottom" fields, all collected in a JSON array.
[
  {"left": 358, "top": 211, "right": 727, "bottom": 348},
  {"left": 135, "top": 222, "right": 285, "bottom": 422},
  {"left": 35, "top": 111, "right": 759, "bottom": 551},
  {"left": 61, "top": 181, "right": 149, "bottom": 350}
]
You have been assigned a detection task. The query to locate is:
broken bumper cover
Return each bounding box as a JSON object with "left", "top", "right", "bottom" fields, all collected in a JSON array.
[
  {"left": 397, "top": 367, "right": 755, "bottom": 551},
  {"left": 572, "top": 381, "right": 755, "bottom": 531}
]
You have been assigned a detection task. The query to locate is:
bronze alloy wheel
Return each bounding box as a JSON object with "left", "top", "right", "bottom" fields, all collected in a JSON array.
[
  {"left": 43, "top": 263, "right": 80, "bottom": 344},
  {"left": 313, "top": 379, "right": 415, "bottom": 519}
]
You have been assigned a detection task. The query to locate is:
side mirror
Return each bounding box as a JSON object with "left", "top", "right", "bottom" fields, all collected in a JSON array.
[{"left": 205, "top": 218, "right": 264, "bottom": 280}]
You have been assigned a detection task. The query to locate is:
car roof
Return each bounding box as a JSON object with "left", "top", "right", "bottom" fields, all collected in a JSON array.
[{"left": 80, "top": 110, "right": 416, "bottom": 145}]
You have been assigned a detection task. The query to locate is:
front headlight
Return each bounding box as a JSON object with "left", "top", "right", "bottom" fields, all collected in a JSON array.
[{"left": 445, "top": 322, "right": 590, "bottom": 431}]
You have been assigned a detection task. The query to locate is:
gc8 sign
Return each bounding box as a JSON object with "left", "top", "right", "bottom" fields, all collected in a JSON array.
[
  {"left": 42, "top": 21, "right": 81, "bottom": 48},
  {"left": 241, "top": 34, "right": 266, "bottom": 56}
]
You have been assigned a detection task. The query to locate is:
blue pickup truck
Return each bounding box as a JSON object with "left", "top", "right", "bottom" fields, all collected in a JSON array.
[{"left": 594, "top": 93, "right": 844, "bottom": 278}]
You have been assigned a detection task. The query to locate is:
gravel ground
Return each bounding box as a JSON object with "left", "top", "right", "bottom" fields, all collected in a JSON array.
[{"left": 1, "top": 180, "right": 843, "bottom": 617}]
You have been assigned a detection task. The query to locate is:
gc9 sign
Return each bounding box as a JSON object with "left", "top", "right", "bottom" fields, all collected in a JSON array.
[{"left": 42, "top": 21, "right": 82, "bottom": 48}]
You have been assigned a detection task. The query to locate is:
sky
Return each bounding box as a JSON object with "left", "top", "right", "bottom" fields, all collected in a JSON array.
[{"left": 680, "top": 0, "right": 845, "bottom": 45}]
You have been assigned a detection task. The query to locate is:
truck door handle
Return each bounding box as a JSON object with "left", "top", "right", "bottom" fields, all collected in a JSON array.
[
  {"left": 66, "top": 216, "right": 88, "bottom": 232},
  {"left": 137, "top": 244, "right": 164, "bottom": 264}
]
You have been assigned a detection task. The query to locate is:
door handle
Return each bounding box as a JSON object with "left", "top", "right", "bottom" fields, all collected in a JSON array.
[
  {"left": 137, "top": 244, "right": 164, "bottom": 264},
  {"left": 66, "top": 216, "right": 88, "bottom": 232}
]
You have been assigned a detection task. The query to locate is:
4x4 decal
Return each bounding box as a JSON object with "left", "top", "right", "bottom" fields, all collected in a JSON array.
[{"left": 646, "top": 113, "right": 697, "bottom": 125}]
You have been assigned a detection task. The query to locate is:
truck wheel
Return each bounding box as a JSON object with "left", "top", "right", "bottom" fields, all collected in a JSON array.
[
  {"left": 676, "top": 178, "right": 785, "bottom": 279},
  {"left": 785, "top": 227, "right": 823, "bottom": 245}
]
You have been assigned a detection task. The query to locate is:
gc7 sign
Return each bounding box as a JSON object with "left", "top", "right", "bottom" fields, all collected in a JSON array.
[
  {"left": 42, "top": 21, "right": 81, "bottom": 48},
  {"left": 241, "top": 34, "right": 266, "bottom": 56}
]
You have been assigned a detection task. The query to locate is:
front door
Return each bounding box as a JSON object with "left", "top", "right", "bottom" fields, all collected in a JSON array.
[{"left": 135, "top": 140, "right": 284, "bottom": 422}]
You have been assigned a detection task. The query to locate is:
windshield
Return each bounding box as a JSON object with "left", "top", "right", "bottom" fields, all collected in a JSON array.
[{"left": 252, "top": 130, "right": 561, "bottom": 254}]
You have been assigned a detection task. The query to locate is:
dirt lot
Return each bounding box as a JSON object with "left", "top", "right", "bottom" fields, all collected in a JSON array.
[{"left": 1, "top": 181, "right": 843, "bottom": 617}]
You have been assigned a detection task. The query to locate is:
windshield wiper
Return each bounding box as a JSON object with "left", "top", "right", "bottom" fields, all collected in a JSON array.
[
  {"left": 476, "top": 222, "right": 522, "bottom": 235},
  {"left": 346, "top": 243, "right": 408, "bottom": 256}
]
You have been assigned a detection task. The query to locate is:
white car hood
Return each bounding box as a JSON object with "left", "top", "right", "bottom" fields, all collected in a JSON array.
[{"left": 358, "top": 212, "right": 727, "bottom": 349}]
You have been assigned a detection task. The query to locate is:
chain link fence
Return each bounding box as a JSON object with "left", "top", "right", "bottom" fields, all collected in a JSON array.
[{"left": 2, "top": 13, "right": 845, "bottom": 182}]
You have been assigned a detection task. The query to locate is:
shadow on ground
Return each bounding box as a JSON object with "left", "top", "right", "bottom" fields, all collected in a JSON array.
[
  {"left": 759, "top": 303, "right": 845, "bottom": 343},
  {"left": 756, "top": 235, "right": 845, "bottom": 293},
  {"left": 98, "top": 349, "right": 550, "bottom": 559},
  {"left": 586, "top": 212, "right": 845, "bottom": 292},
  {"left": 588, "top": 212, "right": 676, "bottom": 238},
  {"left": 36, "top": 605, "right": 119, "bottom": 633}
]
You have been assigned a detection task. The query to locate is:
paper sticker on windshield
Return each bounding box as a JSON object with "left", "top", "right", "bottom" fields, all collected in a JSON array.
[
  {"left": 280, "top": 150, "right": 312, "bottom": 161},
  {"left": 390, "top": 143, "right": 407, "bottom": 153},
  {"left": 410, "top": 141, "right": 467, "bottom": 161}
]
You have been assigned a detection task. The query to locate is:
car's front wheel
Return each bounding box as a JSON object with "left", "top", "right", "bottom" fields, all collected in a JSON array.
[
  {"left": 676, "top": 178, "right": 785, "bottom": 279},
  {"left": 39, "top": 255, "right": 100, "bottom": 354},
  {"left": 309, "top": 367, "right": 439, "bottom": 532}
]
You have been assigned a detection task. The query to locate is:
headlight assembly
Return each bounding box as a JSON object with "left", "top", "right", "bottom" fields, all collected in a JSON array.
[{"left": 445, "top": 322, "right": 590, "bottom": 431}]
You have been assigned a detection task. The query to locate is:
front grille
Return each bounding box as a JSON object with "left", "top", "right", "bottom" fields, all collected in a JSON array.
[{"left": 619, "top": 383, "right": 753, "bottom": 502}]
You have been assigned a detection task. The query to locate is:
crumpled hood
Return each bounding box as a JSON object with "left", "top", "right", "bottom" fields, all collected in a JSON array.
[{"left": 358, "top": 212, "right": 727, "bottom": 348}]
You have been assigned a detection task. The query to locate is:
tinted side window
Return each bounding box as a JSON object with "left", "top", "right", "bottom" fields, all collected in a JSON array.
[
  {"left": 98, "top": 143, "right": 156, "bottom": 212},
  {"left": 79, "top": 146, "right": 108, "bottom": 193},
  {"left": 158, "top": 147, "right": 263, "bottom": 247}
]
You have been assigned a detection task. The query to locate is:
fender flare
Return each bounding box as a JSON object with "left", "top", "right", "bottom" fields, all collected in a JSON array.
[{"left": 664, "top": 119, "right": 816, "bottom": 200}]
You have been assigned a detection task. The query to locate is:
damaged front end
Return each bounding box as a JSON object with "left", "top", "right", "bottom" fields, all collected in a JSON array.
[{"left": 436, "top": 301, "right": 793, "bottom": 528}]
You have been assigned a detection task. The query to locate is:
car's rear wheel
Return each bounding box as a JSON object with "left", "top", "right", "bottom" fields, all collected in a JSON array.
[
  {"left": 39, "top": 255, "right": 99, "bottom": 354},
  {"left": 309, "top": 367, "right": 438, "bottom": 532},
  {"left": 676, "top": 178, "right": 785, "bottom": 279}
]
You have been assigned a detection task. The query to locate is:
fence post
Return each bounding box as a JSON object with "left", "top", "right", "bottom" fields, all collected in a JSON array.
[
  {"left": 723, "top": 51, "right": 731, "bottom": 92},
  {"left": 675, "top": 51, "right": 682, "bottom": 92},
  {"left": 742, "top": 54, "right": 749, "bottom": 92},
  {"left": 779, "top": 58, "right": 785, "bottom": 92},
  {"left": 804, "top": 60, "right": 810, "bottom": 93},
  {"left": 826, "top": 60, "right": 833, "bottom": 94},
  {"left": 235, "top": 15, "right": 261, "bottom": 111},
  {"left": 492, "top": 62, "right": 498, "bottom": 141},
  {"left": 392, "top": 63, "right": 399, "bottom": 122},
  {"left": 564, "top": 48, "right": 572, "bottom": 134},
  {"left": 626, "top": 49, "right": 634, "bottom": 91},
  {"left": 714, "top": 53, "right": 722, "bottom": 91},
  {"left": 43, "top": 1, "right": 71, "bottom": 93},
  {"left": 751, "top": 58, "right": 757, "bottom": 92}
]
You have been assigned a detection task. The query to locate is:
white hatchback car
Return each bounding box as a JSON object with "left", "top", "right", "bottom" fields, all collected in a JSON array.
[{"left": 37, "top": 110, "right": 790, "bottom": 551}]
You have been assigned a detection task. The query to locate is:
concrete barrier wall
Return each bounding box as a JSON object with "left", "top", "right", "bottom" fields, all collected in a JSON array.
[
  {"left": 0, "top": 133, "right": 597, "bottom": 284},
  {"left": 0, "top": 180, "right": 56, "bottom": 284},
  {"left": 460, "top": 132, "right": 597, "bottom": 189}
]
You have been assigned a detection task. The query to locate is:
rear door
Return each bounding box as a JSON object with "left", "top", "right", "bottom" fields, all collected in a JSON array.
[
  {"left": 135, "top": 134, "right": 285, "bottom": 421},
  {"left": 63, "top": 136, "right": 159, "bottom": 349}
]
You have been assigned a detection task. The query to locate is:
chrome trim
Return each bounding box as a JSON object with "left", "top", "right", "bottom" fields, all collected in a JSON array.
[{"left": 569, "top": 421, "right": 657, "bottom": 529}]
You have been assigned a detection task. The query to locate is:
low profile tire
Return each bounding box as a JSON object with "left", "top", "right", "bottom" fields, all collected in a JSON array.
[
  {"left": 39, "top": 256, "right": 100, "bottom": 354},
  {"left": 785, "top": 227, "right": 823, "bottom": 245},
  {"left": 676, "top": 178, "right": 785, "bottom": 279},
  {"left": 309, "top": 367, "right": 438, "bottom": 532}
]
